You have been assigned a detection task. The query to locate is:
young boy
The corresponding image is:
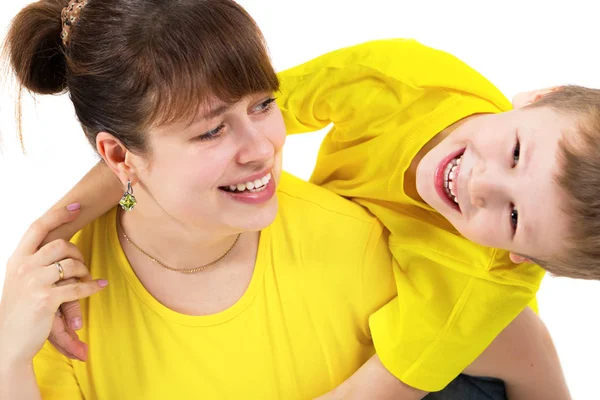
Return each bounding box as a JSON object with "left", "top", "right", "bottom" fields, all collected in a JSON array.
[{"left": 41, "top": 39, "right": 580, "bottom": 398}]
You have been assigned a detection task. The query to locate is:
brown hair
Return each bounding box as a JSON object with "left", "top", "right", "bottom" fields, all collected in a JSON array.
[
  {"left": 4, "top": 0, "right": 279, "bottom": 153},
  {"left": 528, "top": 85, "right": 600, "bottom": 280}
]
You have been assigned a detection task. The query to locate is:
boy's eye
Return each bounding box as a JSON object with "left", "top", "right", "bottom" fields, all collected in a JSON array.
[
  {"left": 512, "top": 139, "right": 520, "bottom": 166},
  {"left": 510, "top": 205, "right": 519, "bottom": 232}
]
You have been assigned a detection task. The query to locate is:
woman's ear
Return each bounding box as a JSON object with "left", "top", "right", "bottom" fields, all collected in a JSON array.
[
  {"left": 512, "top": 87, "right": 562, "bottom": 109},
  {"left": 96, "top": 131, "right": 140, "bottom": 186}
]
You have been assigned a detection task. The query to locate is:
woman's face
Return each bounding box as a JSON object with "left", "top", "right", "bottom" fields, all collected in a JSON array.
[{"left": 129, "top": 92, "right": 286, "bottom": 235}]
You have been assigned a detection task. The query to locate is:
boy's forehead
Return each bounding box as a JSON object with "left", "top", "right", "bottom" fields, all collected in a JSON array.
[
  {"left": 512, "top": 108, "right": 572, "bottom": 260},
  {"left": 517, "top": 195, "right": 569, "bottom": 262}
]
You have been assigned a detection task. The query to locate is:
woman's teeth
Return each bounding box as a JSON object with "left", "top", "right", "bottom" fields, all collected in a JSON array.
[
  {"left": 444, "top": 156, "right": 461, "bottom": 203},
  {"left": 225, "top": 173, "right": 271, "bottom": 193}
]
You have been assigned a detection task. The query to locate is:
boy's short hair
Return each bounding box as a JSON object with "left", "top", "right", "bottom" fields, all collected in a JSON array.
[{"left": 529, "top": 86, "right": 600, "bottom": 280}]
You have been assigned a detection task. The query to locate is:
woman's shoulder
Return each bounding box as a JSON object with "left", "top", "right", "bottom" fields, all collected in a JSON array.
[
  {"left": 277, "top": 172, "right": 379, "bottom": 226},
  {"left": 274, "top": 172, "right": 387, "bottom": 256},
  {"left": 270, "top": 172, "right": 394, "bottom": 303}
]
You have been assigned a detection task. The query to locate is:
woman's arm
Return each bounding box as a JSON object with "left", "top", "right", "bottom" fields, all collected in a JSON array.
[
  {"left": 0, "top": 207, "right": 106, "bottom": 400},
  {"left": 42, "top": 161, "right": 122, "bottom": 245},
  {"left": 0, "top": 362, "right": 41, "bottom": 400}
]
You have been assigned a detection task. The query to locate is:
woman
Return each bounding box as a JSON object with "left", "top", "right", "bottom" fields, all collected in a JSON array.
[
  {"left": 0, "top": 0, "right": 416, "bottom": 398},
  {"left": 0, "top": 0, "right": 565, "bottom": 399}
]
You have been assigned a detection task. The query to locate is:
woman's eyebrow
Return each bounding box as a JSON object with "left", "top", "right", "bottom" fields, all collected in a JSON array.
[{"left": 197, "top": 104, "right": 231, "bottom": 121}]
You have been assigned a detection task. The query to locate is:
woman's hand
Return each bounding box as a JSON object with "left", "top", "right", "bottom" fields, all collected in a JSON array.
[{"left": 0, "top": 204, "right": 107, "bottom": 369}]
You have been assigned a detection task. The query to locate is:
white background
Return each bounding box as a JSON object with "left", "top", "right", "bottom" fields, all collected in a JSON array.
[{"left": 1, "top": 0, "right": 599, "bottom": 398}]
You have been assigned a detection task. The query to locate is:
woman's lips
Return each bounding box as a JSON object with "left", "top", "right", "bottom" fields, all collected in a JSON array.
[{"left": 219, "top": 175, "right": 276, "bottom": 205}]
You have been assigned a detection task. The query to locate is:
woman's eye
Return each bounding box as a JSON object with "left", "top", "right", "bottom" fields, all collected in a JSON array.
[
  {"left": 253, "top": 97, "right": 276, "bottom": 114},
  {"left": 196, "top": 125, "right": 224, "bottom": 141},
  {"left": 512, "top": 139, "right": 520, "bottom": 166},
  {"left": 510, "top": 205, "right": 519, "bottom": 232}
]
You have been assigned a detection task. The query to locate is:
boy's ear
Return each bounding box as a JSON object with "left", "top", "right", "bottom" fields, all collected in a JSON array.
[
  {"left": 509, "top": 252, "right": 531, "bottom": 264},
  {"left": 512, "top": 87, "right": 562, "bottom": 109}
]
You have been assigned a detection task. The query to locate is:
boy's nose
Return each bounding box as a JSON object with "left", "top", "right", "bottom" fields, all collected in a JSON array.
[{"left": 468, "top": 162, "right": 508, "bottom": 208}]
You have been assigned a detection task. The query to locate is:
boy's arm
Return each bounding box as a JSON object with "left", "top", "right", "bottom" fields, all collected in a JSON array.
[
  {"left": 318, "top": 307, "right": 569, "bottom": 400},
  {"left": 465, "top": 307, "right": 570, "bottom": 400},
  {"left": 42, "top": 161, "right": 122, "bottom": 245},
  {"left": 277, "top": 38, "right": 506, "bottom": 137},
  {"left": 42, "top": 161, "right": 121, "bottom": 361},
  {"left": 315, "top": 355, "right": 427, "bottom": 400}
]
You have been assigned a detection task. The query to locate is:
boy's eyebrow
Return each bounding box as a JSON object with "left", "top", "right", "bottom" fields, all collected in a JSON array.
[
  {"left": 522, "top": 135, "right": 534, "bottom": 174},
  {"left": 522, "top": 217, "right": 535, "bottom": 246},
  {"left": 520, "top": 137, "right": 535, "bottom": 246}
]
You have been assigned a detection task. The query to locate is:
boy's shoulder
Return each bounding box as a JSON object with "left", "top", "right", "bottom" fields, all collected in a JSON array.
[{"left": 389, "top": 212, "right": 544, "bottom": 288}]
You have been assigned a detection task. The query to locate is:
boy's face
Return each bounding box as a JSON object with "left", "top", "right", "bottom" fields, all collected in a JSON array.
[{"left": 416, "top": 93, "right": 573, "bottom": 263}]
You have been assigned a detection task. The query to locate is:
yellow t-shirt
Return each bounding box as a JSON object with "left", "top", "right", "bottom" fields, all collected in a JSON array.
[
  {"left": 277, "top": 39, "right": 546, "bottom": 391},
  {"left": 33, "top": 173, "right": 396, "bottom": 400}
]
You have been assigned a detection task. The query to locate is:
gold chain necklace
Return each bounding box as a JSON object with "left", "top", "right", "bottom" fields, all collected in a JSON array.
[{"left": 118, "top": 217, "right": 241, "bottom": 274}]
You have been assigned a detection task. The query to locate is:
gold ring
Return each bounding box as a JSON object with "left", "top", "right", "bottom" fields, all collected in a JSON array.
[{"left": 54, "top": 261, "right": 64, "bottom": 280}]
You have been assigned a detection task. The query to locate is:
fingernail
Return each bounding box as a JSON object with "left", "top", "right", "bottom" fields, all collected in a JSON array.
[
  {"left": 71, "top": 317, "right": 83, "bottom": 330},
  {"left": 98, "top": 279, "right": 108, "bottom": 288},
  {"left": 67, "top": 203, "right": 81, "bottom": 211}
]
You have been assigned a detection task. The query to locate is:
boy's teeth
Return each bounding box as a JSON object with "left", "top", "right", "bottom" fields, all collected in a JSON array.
[{"left": 443, "top": 155, "right": 463, "bottom": 205}]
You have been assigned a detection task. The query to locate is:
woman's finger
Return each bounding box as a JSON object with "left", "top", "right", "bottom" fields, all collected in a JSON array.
[
  {"left": 38, "top": 259, "right": 90, "bottom": 286},
  {"left": 33, "top": 239, "right": 84, "bottom": 269},
  {"left": 12, "top": 204, "right": 81, "bottom": 258},
  {"left": 52, "top": 279, "right": 108, "bottom": 307}
]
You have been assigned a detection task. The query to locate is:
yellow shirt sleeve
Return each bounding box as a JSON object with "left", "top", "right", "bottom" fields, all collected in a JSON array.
[
  {"left": 371, "top": 237, "right": 542, "bottom": 390},
  {"left": 278, "top": 38, "right": 509, "bottom": 136},
  {"left": 276, "top": 39, "right": 544, "bottom": 391}
]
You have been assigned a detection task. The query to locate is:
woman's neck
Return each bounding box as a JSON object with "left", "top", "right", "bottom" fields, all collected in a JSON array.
[{"left": 118, "top": 207, "right": 249, "bottom": 272}]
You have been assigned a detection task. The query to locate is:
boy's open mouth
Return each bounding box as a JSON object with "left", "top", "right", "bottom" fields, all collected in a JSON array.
[
  {"left": 435, "top": 148, "right": 465, "bottom": 212},
  {"left": 443, "top": 155, "right": 462, "bottom": 205}
]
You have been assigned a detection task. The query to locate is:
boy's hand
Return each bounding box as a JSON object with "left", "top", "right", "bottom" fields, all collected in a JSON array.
[{"left": 49, "top": 283, "right": 87, "bottom": 361}]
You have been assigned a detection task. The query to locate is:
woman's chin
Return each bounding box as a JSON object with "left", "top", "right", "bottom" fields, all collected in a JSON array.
[{"left": 228, "top": 199, "right": 279, "bottom": 232}]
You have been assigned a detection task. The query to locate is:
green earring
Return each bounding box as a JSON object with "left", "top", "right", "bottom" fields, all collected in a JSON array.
[{"left": 119, "top": 180, "right": 137, "bottom": 211}]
